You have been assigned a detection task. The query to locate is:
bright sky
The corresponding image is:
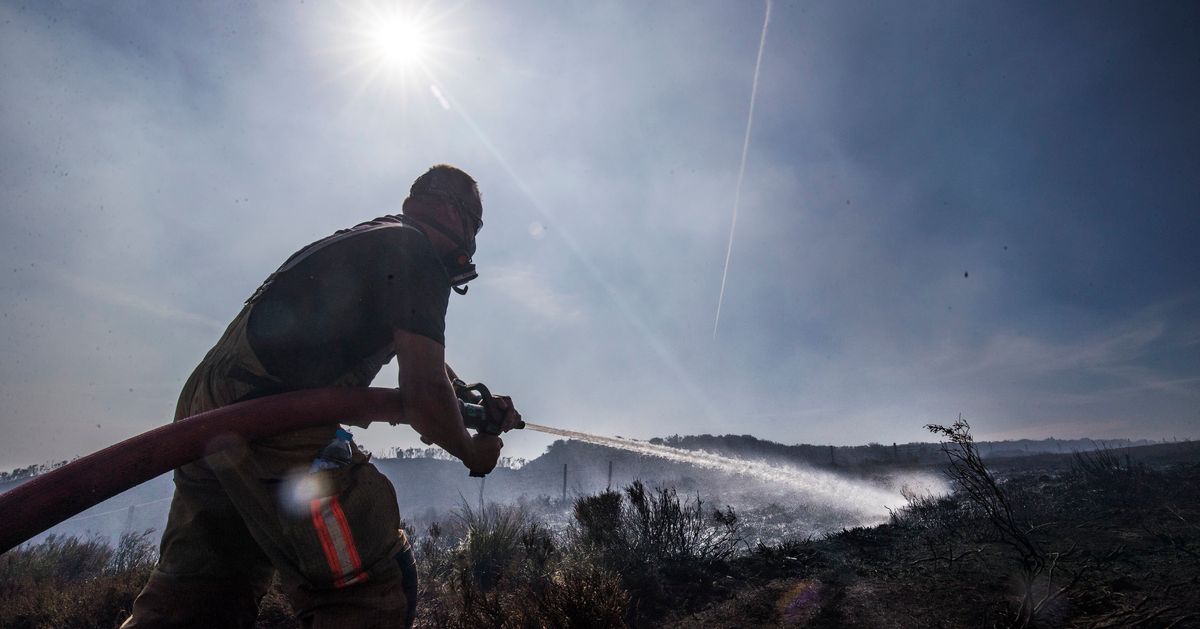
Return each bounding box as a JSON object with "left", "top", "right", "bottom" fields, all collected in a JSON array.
[{"left": 1, "top": 1, "right": 1198, "bottom": 469}]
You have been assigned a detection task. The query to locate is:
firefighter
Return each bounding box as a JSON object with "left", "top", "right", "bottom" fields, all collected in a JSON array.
[{"left": 123, "top": 164, "right": 521, "bottom": 628}]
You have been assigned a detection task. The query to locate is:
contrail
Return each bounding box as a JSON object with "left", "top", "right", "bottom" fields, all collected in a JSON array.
[{"left": 714, "top": 0, "right": 773, "bottom": 339}]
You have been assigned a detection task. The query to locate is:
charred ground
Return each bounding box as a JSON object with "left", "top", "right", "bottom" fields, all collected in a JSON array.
[{"left": 1, "top": 437, "right": 1197, "bottom": 628}]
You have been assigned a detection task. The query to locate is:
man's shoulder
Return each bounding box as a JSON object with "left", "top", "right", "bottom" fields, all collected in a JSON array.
[
  {"left": 246, "top": 215, "right": 443, "bottom": 305},
  {"left": 295, "top": 216, "right": 436, "bottom": 268},
  {"left": 330, "top": 215, "right": 425, "bottom": 248}
]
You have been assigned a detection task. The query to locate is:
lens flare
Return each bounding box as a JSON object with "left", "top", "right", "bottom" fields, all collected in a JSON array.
[{"left": 281, "top": 471, "right": 334, "bottom": 518}]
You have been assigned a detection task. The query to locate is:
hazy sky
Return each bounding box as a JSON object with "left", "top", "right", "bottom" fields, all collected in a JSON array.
[{"left": 2, "top": 1, "right": 1198, "bottom": 469}]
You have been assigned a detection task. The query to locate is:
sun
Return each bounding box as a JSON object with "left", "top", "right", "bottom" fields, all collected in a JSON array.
[
  {"left": 327, "top": 1, "right": 463, "bottom": 102},
  {"left": 367, "top": 13, "right": 430, "bottom": 71}
]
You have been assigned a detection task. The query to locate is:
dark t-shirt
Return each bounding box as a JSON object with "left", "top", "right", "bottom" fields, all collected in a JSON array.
[{"left": 244, "top": 217, "right": 450, "bottom": 390}]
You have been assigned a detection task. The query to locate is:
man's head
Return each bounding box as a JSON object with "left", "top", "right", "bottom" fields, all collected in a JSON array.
[{"left": 403, "top": 165, "right": 483, "bottom": 291}]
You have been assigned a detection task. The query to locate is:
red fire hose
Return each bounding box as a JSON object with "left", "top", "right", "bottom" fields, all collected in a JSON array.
[{"left": 0, "top": 387, "right": 407, "bottom": 554}]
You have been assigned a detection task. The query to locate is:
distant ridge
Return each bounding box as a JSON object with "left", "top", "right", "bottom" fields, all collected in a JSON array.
[{"left": 2, "top": 433, "right": 1187, "bottom": 550}]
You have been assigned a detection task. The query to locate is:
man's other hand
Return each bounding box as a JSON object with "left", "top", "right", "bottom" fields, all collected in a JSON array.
[
  {"left": 463, "top": 433, "right": 503, "bottom": 476},
  {"left": 486, "top": 394, "right": 523, "bottom": 432}
]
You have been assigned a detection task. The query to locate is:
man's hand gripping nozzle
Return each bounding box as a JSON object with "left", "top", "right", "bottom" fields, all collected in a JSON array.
[{"left": 454, "top": 380, "right": 525, "bottom": 477}]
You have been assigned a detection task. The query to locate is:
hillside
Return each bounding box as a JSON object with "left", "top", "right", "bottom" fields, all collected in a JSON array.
[{"left": 0, "top": 434, "right": 1176, "bottom": 549}]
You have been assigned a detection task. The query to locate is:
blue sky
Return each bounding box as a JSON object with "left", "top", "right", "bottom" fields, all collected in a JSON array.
[{"left": 1, "top": 1, "right": 1197, "bottom": 469}]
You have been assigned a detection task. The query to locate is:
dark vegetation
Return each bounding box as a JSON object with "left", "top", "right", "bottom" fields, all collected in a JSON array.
[
  {"left": 0, "top": 460, "right": 71, "bottom": 484},
  {"left": 2, "top": 425, "right": 1197, "bottom": 627},
  {"left": 0, "top": 531, "right": 156, "bottom": 629}
]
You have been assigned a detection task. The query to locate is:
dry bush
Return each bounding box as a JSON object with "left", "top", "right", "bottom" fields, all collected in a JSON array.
[
  {"left": 0, "top": 531, "right": 157, "bottom": 629},
  {"left": 927, "top": 416, "right": 1085, "bottom": 628},
  {"left": 890, "top": 491, "right": 984, "bottom": 568},
  {"left": 410, "top": 482, "right": 742, "bottom": 627},
  {"left": 574, "top": 481, "right": 741, "bottom": 567},
  {"left": 623, "top": 481, "right": 742, "bottom": 564},
  {"left": 415, "top": 501, "right": 630, "bottom": 628},
  {"left": 529, "top": 548, "right": 629, "bottom": 629},
  {"left": 1070, "top": 442, "right": 1150, "bottom": 496},
  {"left": 572, "top": 489, "right": 623, "bottom": 549},
  {"left": 455, "top": 501, "right": 532, "bottom": 592},
  {"left": 568, "top": 482, "right": 744, "bottom": 625}
]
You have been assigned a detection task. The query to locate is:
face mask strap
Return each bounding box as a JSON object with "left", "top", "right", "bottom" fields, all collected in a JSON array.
[{"left": 408, "top": 202, "right": 479, "bottom": 291}]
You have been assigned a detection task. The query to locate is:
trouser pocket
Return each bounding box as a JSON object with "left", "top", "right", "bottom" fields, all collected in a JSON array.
[{"left": 286, "top": 461, "right": 403, "bottom": 590}]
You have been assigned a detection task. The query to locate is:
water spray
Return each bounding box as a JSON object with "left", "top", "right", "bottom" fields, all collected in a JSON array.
[
  {"left": 519, "top": 422, "right": 937, "bottom": 519},
  {"left": 453, "top": 382, "right": 940, "bottom": 518}
]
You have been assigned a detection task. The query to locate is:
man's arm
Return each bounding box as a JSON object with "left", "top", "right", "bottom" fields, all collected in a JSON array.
[{"left": 394, "top": 329, "right": 501, "bottom": 475}]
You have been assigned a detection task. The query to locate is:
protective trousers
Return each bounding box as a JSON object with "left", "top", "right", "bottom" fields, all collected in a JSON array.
[
  {"left": 121, "top": 425, "right": 412, "bottom": 628},
  {"left": 123, "top": 300, "right": 414, "bottom": 627}
]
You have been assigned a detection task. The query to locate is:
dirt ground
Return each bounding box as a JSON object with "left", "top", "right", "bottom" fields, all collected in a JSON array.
[{"left": 665, "top": 442, "right": 1200, "bottom": 628}]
